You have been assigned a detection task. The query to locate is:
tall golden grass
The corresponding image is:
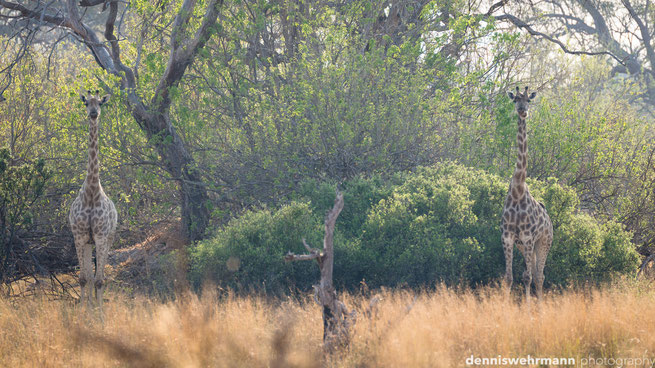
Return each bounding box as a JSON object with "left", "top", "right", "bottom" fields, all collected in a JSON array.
[{"left": 1, "top": 282, "right": 655, "bottom": 367}]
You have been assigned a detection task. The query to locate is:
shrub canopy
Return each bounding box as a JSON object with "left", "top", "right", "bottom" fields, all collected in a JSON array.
[{"left": 189, "top": 162, "right": 639, "bottom": 292}]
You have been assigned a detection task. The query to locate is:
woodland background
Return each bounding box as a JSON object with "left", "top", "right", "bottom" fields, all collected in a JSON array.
[{"left": 0, "top": 0, "right": 654, "bottom": 295}]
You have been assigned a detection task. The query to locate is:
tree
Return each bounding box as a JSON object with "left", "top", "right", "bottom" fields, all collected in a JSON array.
[
  {"left": 486, "top": 0, "right": 655, "bottom": 112},
  {"left": 0, "top": 0, "right": 223, "bottom": 241}
]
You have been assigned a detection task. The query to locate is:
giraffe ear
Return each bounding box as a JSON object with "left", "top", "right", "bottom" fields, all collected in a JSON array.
[
  {"left": 99, "top": 94, "right": 110, "bottom": 106},
  {"left": 507, "top": 92, "right": 515, "bottom": 100},
  {"left": 528, "top": 91, "right": 537, "bottom": 100},
  {"left": 80, "top": 95, "right": 87, "bottom": 104}
]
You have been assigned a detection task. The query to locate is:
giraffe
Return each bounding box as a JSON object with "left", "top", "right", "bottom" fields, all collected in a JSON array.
[
  {"left": 501, "top": 86, "right": 553, "bottom": 301},
  {"left": 69, "top": 90, "right": 117, "bottom": 311}
]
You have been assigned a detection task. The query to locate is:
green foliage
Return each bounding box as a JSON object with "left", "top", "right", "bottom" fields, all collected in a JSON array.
[
  {"left": 189, "top": 202, "right": 323, "bottom": 293},
  {"left": 1, "top": 0, "right": 652, "bottom": 291},
  {"left": 0, "top": 148, "right": 51, "bottom": 280},
  {"left": 0, "top": 42, "right": 178, "bottom": 245},
  {"left": 189, "top": 163, "right": 639, "bottom": 292},
  {"left": 542, "top": 180, "right": 639, "bottom": 285}
]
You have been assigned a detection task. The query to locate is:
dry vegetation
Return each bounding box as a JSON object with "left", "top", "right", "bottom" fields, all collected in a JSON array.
[{"left": 2, "top": 282, "right": 655, "bottom": 367}]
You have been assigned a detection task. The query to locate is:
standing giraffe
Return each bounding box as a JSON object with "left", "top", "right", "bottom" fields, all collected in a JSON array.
[
  {"left": 501, "top": 86, "right": 553, "bottom": 301},
  {"left": 69, "top": 90, "right": 117, "bottom": 311}
]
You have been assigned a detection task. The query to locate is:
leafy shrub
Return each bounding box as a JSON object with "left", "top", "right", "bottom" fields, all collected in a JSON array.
[
  {"left": 355, "top": 164, "right": 508, "bottom": 287},
  {"left": 189, "top": 202, "right": 323, "bottom": 293},
  {"left": 0, "top": 148, "right": 51, "bottom": 282},
  {"left": 542, "top": 181, "right": 639, "bottom": 285},
  {"left": 189, "top": 162, "right": 639, "bottom": 292}
]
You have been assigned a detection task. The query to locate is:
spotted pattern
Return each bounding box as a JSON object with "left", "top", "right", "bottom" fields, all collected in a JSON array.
[
  {"left": 69, "top": 92, "right": 116, "bottom": 311},
  {"left": 501, "top": 87, "right": 553, "bottom": 301}
]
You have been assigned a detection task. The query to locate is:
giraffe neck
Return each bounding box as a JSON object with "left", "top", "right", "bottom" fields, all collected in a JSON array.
[
  {"left": 84, "top": 117, "right": 101, "bottom": 204},
  {"left": 512, "top": 116, "right": 527, "bottom": 194}
]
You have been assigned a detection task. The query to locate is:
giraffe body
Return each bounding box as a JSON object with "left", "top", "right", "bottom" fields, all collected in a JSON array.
[
  {"left": 69, "top": 91, "right": 117, "bottom": 311},
  {"left": 501, "top": 86, "right": 553, "bottom": 301}
]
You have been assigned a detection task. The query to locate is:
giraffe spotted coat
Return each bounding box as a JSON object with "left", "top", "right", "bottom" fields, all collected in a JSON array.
[
  {"left": 501, "top": 86, "right": 553, "bottom": 301},
  {"left": 69, "top": 91, "right": 117, "bottom": 311}
]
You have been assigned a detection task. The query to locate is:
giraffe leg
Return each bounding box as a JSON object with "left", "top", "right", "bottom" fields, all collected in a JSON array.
[
  {"left": 522, "top": 241, "right": 535, "bottom": 303},
  {"left": 501, "top": 231, "right": 515, "bottom": 293},
  {"left": 535, "top": 234, "right": 553, "bottom": 300},
  {"left": 73, "top": 233, "right": 90, "bottom": 307},
  {"left": 93, "top": 235, "right": 109, "bottom": 313},
  {"left": 72, "top": 235, "right": 85, "bottom": 306},
  {"left": 531, "top": 251, "right": 540, "bottom": 299},
  {"left": 75, "top": 234, "right": 93, "bottom": 309}
]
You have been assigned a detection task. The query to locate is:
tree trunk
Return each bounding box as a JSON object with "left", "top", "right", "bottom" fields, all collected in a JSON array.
[
  {"left": 179, "top": 172, "right": 210, "bottom": 242},
  {"left": 284, "top": 191, "right": 355, "bottom": 352},
  {"left": 139, "top": 112, "right": 210, "bottom": 242}
]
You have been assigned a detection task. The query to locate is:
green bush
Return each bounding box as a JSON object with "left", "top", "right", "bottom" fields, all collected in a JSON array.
[
  {"left": 189, "top": 162, "right": 639, "bottom": 292},
  {"left": 0, "top": 148, "right": 51, "bottom": 281},
  {"left": 189, "top": 202, "right": 323, "bottom": 293},
  {"left": 355, "top": 164, "right": 508, "bottom": 287},
  {"left": 542, "top": 181, "right": 639, "bottom": 285}
]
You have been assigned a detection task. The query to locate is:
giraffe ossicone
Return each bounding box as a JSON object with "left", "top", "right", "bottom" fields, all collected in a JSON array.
[
  {"left": 501, "top": 86, "right": 553, "bottom": 302},
  {"left": 69, "top": 90, "right": 117, "bottom": 312}
]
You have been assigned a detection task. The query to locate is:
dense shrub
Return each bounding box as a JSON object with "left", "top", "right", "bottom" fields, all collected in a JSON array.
[
  {"left": 0, "top": 148, "right": 51, "bottom": 282},
  {"left": 542, "top": 181, "right": 639, "bottom": 285},
  {"left": 189, "top": 202, "right": 323, "bottom": 293},
  {"left": 189, "top": 162, "right": 639, "bottom": 292}
]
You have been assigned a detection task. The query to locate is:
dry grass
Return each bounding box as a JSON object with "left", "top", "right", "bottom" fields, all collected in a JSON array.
[{"left": 1, "top": 282, "right": 655, "bottom": 367}]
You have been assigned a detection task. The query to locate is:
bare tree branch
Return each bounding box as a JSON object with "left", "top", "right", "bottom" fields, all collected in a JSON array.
[
  {"left": 285, "top": 238, "right": 322, "bottom": 261},
  {"left": 485, "top": 0, "right": 509, "bottom": 16},
  {"left": 78, "top": 0, "right": 107, "bottom": 7},
  {"left": 284, "top": 252, "right": 321, "bottom": 261},
  {"left": 538, "top": 13, "right": 597, "bottom": 34},
  {"left": 104, "top": 0, "right": 136, "bottom": 88},
  {"left": 622, "top": 0, "right": 655, "bottom": 77},
  {"left": 0, "top": 1, "right": 68, "bottom": 26},
  {"left": 152, "top": 0, "right": 222, "bottom": 115},
  {"left": 576, "top": 0, "right": 642, "bottom": 74},
  {"left": 494, "top": 13, "right": 626, "bottom": 64}
]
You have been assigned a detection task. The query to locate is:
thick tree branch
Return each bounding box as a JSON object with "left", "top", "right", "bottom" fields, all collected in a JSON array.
[
  {"left": 538, "top": 13, "right": 597, "bottom": 34},
  {"left": 494, "top": 13, "right": 625, "bottom": 64},
  {"left": 152, "top": 0, "right": 222, "bottom": 115},
  {"left": 485, "top": 0, "right": 509, "bottom": 16},
  {"left": 284, "top": 238, "right": 322, "bottom": 261},
  {"left": 104, "top": 0, "right": 136, "bottom": 88},
  {"left": 0, "top": 0, "right": 68, "bottom": 27},
  {"left": 284, "top": 252, "right": 321, "bottom": 262},
  {"left": 62, "top": 0, "right": 117, "bottom": 72},
  {"left": 576, "top": 0, "right": 641, "bottom": 74},
  {"left": 78, "top": 0, "right": 106, "bottom": 7},
  {"left": 622, "top": 0, "right": 655, "bottom": 77}
]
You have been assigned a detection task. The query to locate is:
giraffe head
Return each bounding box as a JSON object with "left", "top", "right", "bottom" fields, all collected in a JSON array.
[
  {"left": 507, "top": 86, "right": 536, "bottom": 119},
  {"left": 80, "top": 90, "right": 110, "bottom": 120}
]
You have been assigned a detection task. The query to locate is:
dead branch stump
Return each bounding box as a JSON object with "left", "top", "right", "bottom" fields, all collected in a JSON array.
[{"left": 284, "top": 191, "right": 355, "bottom": 352}]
